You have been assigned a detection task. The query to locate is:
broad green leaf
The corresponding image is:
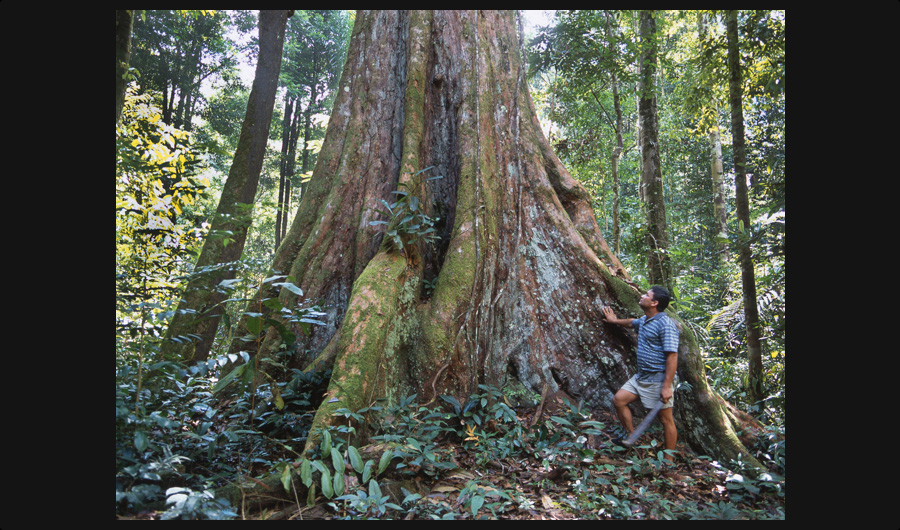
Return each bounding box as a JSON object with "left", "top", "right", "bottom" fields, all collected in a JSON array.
[
  {"left": 378, "top": 449, "right": 394, "bottom": 475},
  {"left": 245, "top": 316, "right": 263, "bottom": 335},
  {"left": 273, "top": 281, "right": 303, "bottom": 297},
  {"left": 348, "top": 446, "right": 364, "bottom": 474},
  {"left": 300, "top": 459, "right": 313, "bottom": 488},
  {"left": 262, "top": 297, "right": 284, "bottom": 312},
  {"left": 134, "top": 429, "right": 148, "bottom": 452},
  {"left": 333, "top": 472, "right": 345, "bottom": 497},
  {"left": 439, "top": 394, "right": 461, "bottom": 412},
  {"left": 331, "top": 447, "right": 344, "bottom": 475},
  {"left": 321, "top": 467, "right": 333, "bottom": 499},
  {"left": 212, "top": 364, "right": 245, "bottom": 394},
  {"left": 311, "top": 459, "right": 329, "bottom": 476},
  {"left": 322, "top": 430, "right": 332, "bottom": 457},
  {"left": 368, "top": 478, "right": 382, "bottom": 500},
  {"left": 550, "top": 416, "right": 573, "bottom": 427},
  {"left": 217, "top": 278, "right": 242, "bottom": 290},
  {"left": 363, "top": 460, "right": 374, "bottom": 483},
  {"left": 470, "top": 495, "right": 484, "bottom": 516},
  {"left": 281, "top": 464, "right": 292, "bottom": 492}
]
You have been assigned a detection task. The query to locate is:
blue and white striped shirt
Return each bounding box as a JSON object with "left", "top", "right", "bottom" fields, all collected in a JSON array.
[{"left": 632, "top": 313, "right": 679, "bottom": 381}]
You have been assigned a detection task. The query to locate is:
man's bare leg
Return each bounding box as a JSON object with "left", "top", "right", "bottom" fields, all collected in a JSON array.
[
  {"left": 613, "top": 388, "right": 639, "bottom": 435},
  {"left": 658, "top": 407, "right": 677, "bottom": 462}
]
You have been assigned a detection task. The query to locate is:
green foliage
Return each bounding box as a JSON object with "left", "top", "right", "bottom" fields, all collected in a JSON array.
[
  {"left": 161, "top": 488, "right": 238, "bottom": 520},
  {"left": 116, "top": 90, "right": 210, "bottom": 343},
  {"left": 296, "top": 424, "right": 402, "bottom": 518},
  {"left": 369, "top": 167, "right": 443, "bottom": 253},
  {"left": 458, "top": 480, "right": 513, "bottom": 518},
  {"left": 115, "top": 350, "right": 333, "bottom": 517},
  {"left": 116, "top": 259, "right": 330, "bottom": 518},
  {"left": 130, "top": 10, "right": 238, "bottom": 130},
  {"left": 116, "top": 88, "right": 215, "bottom": 428},
  {"left": 116, "top": 356, "right": 785, "bottom": 520},
  {"left": 281, "top": 10, "right": 351, "bottom": 109},
  {"left": 207, "top": 274, "right": 327, "bottom": 394},
  {"left": 116, "top": 361, "right": 231, "bottom": 517}
]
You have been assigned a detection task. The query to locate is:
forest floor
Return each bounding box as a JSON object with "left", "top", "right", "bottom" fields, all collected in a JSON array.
[
  {"left": 121, "top": 388, "right": 784, "bottom": 520},
  {"left": 251, "top": 393, "right": 784, "bottom": 520}
]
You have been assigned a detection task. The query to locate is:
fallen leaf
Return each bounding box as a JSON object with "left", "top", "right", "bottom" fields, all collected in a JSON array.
[{"left": 541, "top": 495, "right": 555, "bottom": 510}]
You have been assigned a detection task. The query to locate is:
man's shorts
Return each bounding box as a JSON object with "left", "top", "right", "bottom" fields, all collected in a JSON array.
[{"left": 621, "top": 373, "right": 674, "bottom": 410}]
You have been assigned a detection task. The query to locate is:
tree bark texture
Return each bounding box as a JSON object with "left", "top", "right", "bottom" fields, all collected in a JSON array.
[
  {"left": 236, "top": 10, "right": 761, "bottom": 469},
  {"left": 162, "top": 10, "right": 291, "bottom": 362}
]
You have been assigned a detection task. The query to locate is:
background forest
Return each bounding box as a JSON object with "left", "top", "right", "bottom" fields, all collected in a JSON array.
[{"left": 116, "top": 10, "right": 784, "bottom": 520}]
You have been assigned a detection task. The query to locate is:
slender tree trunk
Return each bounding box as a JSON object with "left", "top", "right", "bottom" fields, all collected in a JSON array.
[
  {"left": 638, "top": 10, "right": 671, "bottom": 290},
  {"left": 610, "top": 74, "right": 623, "bottom": 255},
  {"left": 116, "top": 10, "right": 134, "bottom": 125},
  {"left": 162, "top": 10, "right": 291, "bottom": 362},
  {"left": 698, "top": 14, "right": 729, "bottom": 263},
  {"left": 595, "top": 11, "right": 626, "bottom": 256},
  {"left": 276, "top": 94, "right": 304, "bottom": 250},
  {"left": 284, "top": 101, "right": 303, "bottom": 239},
  {"left": 726, "top": 10, "right": 765, "bottom": 405},
  {"left": 710, "top": 106, "right": 728, "bottom": 261},
  {"left": 298, "top": 100, "right": 313, "bottom": 199},
  {"left": 229, "top": 10, "right": 763, "bottom": 470},
  {"left": 276, "top": 97, "right": 295, "bottom": 250}
]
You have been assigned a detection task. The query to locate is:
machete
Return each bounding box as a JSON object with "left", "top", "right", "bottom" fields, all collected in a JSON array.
[{"left": 622, "top": 399, "right": 664, "bottom": 447}]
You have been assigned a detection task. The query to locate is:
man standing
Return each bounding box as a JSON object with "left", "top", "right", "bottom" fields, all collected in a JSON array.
[{"left": 602, "top": 286, "right": 679, "bottom": 460}]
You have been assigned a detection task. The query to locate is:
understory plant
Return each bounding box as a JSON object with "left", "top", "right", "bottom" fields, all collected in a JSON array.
[{"left": 369, "top": 167, "right": 443, "bottom": 253}]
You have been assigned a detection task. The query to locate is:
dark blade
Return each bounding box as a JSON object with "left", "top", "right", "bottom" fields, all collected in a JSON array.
[{"left": 622, "top": 400, "right": 664, "bottom": 446}]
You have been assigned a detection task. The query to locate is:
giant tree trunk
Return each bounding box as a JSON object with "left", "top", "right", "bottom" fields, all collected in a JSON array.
[
  {"left": 162, "top": 10, "right": 291, "bottom": 362},
  {"left": 235, "top": 10, "right": 762, "bottom": 469}
]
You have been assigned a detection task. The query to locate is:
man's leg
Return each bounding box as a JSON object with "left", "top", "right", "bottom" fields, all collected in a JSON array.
[
  {"left": 613, "top": 388, "right": 639, "bottom": 435},
  {"left": 657, "top": 407, "right": 677, "bottom": 462}
]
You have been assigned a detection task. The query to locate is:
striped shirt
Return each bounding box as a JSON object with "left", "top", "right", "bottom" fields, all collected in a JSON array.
[{"left": 632, "top": 312, "right": 679, "bottom": 382}]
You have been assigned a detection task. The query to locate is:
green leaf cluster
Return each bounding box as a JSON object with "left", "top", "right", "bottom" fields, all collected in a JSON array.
[
  {"left": 116, "top": 89, "right": 210, "bottom": 347},
  {"left": 296, "top": 428, "right": 400, "bottom": 517},
  {"left": 369, "top": 167, "right": 443, "bottom": 253}
]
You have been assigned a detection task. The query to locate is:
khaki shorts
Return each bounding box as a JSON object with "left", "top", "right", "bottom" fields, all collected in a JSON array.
[{"left": 621, "top": 374, "right": 674, "bottom": 410}]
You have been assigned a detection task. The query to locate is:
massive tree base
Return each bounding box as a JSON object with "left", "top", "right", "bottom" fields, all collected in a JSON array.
[{"left": 229, "top": 10, "right": 765, "bottom": 471}]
